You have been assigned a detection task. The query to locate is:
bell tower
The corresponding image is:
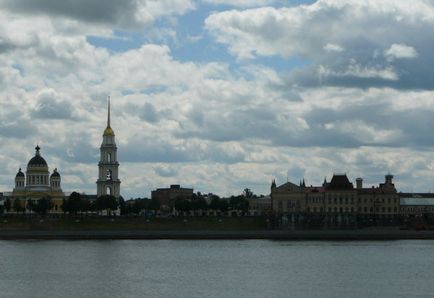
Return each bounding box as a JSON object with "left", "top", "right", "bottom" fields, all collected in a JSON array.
[{"left": 97, "top": 97, "right": 121, "bottom": 198}]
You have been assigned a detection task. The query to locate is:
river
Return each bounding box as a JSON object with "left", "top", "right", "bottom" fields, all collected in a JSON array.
[{"left": 0, "top": 240, "right": 432, "bottom": 297}]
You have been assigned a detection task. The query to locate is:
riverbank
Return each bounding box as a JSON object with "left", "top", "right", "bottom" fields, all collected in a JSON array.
[
  {"left": 0, "top": 216, "right": 269, "bottom": 231},
  {"left": 1, "top": 217, "right": 433, "bottom": 240},
  {"left": 1, "top": 229, "right": 434, "bottom": 240}
]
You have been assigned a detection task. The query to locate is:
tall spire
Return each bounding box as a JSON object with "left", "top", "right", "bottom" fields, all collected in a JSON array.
[
  {"left": 103, "top": 96, "right": 115, "bottom": 136},
  {"left": 107, "top": 96, "right": 111, "bottom": 128}
]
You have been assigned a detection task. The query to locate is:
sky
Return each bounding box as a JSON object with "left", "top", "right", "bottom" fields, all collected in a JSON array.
[{"left": 1, "top": 0, "right": 434, "bottom": 199}]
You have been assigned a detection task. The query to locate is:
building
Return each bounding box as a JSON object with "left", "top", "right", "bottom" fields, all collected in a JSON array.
[
  {"left": 96, "top": 98, "right": 121, "bottom": 198},
  {"left": 0, "top": 97, "right": 121, "bottom": 214},
  {"left": 400, "top": 194, "right": 434, "bottom": 217},
  {"left": 248, "top": 195, "right": 271, "bottom": 215},
  {"left": 271, "top": 174, "right": 400, "bottom": 227},
  {"left": 4, "top": 145, "right": 66, "bottom": 212},
  {"left": 151, "top": 185, "right": 193, "bottom": 207}
]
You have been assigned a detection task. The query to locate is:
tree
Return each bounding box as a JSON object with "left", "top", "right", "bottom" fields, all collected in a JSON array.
[
  {"left": 61, "top": 198, "right": 67, "bottom": 214},
  {"left": 148, "top": 197, "right": 160, "bottom": 212},
  {"left": 26, "top": 199, "right": 34, "bottom": 214},
  {"left": 219, "top": 199, "right": 229, "bottom": 212},
  {"left": 80, "top": 196, "right": 91, "bottom": 214},
  {"left": 95, "top": 195, "right": 118, "bottom": 216},
  {"left": 118, "top": 196, "right": 126, "bottom": 215},
  {"left": 33, "top": 196, "right": 53, "bottom": 216},
  {"left": 13, "top": 199, "right": 24, "bottom": 213},
  {"left": 243, "top": 188, "right": 254, "bottom": 198},
  {"left": 210, "top": 196, "right": 221, "bottom": 210},
  {"left": 66, "top": 192, "right": 83, "bottom": 215},
  {"left": 229, "top": 196, "right": 249, "bottom": 213},
  {"left": 4, "top": 198, "right": 11, "bottom": 213},
  {"left": 190, "top": 193, "right": 208, "bottom": 210},
  {"left": 175, "top": 197, "right": 191, "bottom": 213},
  {"left": 62, "top": 192, "right": 91, "bottom": 215},
  {"left": 210, "top": 197, "right": 229, "bottom": 212}
]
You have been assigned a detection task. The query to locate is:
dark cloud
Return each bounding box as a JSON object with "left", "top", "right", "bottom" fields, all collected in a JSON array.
[
  {"left": 175, "top": 95, "right": 434, "bottom": 149},
  {"left": 31, "top": 93, "right": 73, "bottom": 119},
  {"left": 177, "top": 105, "right": 281, "bottom": 142},
  {"left": 0, "top": 39, "right": 15, "bottom": 53},
  {"left": 44, "top": 135, "right": 98, "bottom": 164},
  {"left": 154, "top": 166, "right": 178, "bottom": 177},
  {"left": 302, "top": 103, "right": 434, "bottom": 148},
  {"left": 141, "top": 103, "right": 159, "bottom": 123},
  {"left": 0, "top": 0, "right": 148, "bottom": 29},
  {"left": 0, "top": 121, "right": 37, "bottom": 138},
  {"left": 288, "top": 46, "right": 434, "bottom": 90},
  {"left": 120, "top": 137, "right": 245, "bottom": 164}
]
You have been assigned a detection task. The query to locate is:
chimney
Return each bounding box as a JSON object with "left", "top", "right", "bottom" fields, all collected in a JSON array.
[{"left": 356, "top": 178, "right": 363, "bottom": 189}]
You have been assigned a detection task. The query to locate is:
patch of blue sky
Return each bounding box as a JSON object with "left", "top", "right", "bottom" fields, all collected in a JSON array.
[
  {"left": 86, "top": 0, "right": 317, "bottom": 70},
  {"left": 252, "top": 55, "right": 312, "bottom": 72},
  {"left": 169, "top": 3, "right": 235, "bottom": 63},
  {"left": 201, "top": 0, "right": 316, "bottom": 9},
  {"left": 121, "top": 89, "right": 135, "bottom": 96},
  {"left": 12, "top": 63, "right": 25, "bottom": 76},
  {"left": 172, "top": 2, "right": 315, "bottom": 68},
  {"left": 86, "top": 30, "right": 144, "bottom": 53},
  {"left": 140, "top": 86, "right": 168, "bottom": 95},
  {"left": 284, "top": 0, "right": 317, "bottom": 7}
]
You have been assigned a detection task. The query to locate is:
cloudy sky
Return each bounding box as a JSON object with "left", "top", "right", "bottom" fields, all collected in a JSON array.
[{"left": 1, "top": 0, "right": 434, "bottom": 198}]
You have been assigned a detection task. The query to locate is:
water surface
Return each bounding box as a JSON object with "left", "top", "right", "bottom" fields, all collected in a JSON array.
[{"left": 0, "top": 240, "right": 432, "bottom": 297}]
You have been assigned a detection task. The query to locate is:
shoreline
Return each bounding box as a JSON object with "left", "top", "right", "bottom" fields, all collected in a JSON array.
[{"left": 1, "top": 229, "right": 434, "bottom": 240}]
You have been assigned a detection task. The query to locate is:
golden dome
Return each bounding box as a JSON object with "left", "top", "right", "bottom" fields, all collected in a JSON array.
[{"left": 104, "top": 126, "right": 115, "bottom": 136}]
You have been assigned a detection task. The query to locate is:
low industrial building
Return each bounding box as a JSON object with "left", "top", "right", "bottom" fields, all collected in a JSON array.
[{"left": 151, "top": 185, "right": 193, "bottom": 208}]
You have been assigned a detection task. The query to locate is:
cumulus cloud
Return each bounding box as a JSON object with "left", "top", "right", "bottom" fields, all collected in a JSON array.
[
  {"left": 323, "top": 43, "right": 344, "bottom": 53},
  {"left": 318, "top": 63, "right": 399, "bottom": 81},
  {"left": 384, "top": 43, "right": 418, "bottom": 61},
  {"left": 205, "top": 0, "right": 434, "bottom": 88}
]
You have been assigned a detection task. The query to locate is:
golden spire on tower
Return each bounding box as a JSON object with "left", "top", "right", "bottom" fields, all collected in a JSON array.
[{"left": 103, "top": 96, "right": 115, "bottom": 136}]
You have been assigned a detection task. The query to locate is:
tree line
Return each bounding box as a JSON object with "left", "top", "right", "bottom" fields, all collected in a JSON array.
[
  {"left": 1, "top": 192, "right": 123, "bottom": 216},
  {"left": 125, "top": 192, "right": 251, "bottom": 215},
  {"left": 0, "top": 188, "right": 256, "bottom": 216}
]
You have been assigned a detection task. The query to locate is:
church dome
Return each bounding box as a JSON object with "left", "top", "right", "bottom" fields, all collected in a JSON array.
[
  {"left": 103, "top": 126, "right": 115, "bottom": 136},
  {"left": 16, "top": 168, "right": 24, "bottom": 178},
  {"left": 27, "top": 146, "right": 48, "bottom": 168},
  {"left": 51, "top": 168, "right": 60, "bottom": 178}
]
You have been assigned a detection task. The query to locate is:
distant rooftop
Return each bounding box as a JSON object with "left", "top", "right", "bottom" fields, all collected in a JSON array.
[{"left": 327, "top": 174, "right": 354, "bottom": 190}]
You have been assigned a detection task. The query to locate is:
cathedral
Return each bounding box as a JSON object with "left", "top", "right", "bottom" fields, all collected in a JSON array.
[
  {"left": 10, "top": 145, "right": 65, "bottom": 212},
  {"left": 2, "top": 98, "right": 121, "bottom": 213}
]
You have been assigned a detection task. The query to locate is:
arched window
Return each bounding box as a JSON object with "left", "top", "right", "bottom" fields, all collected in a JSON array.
[
  {"left": 107, "top": 153, "right": 112, "bottom": 162},
  {"left": 106, "top": 169, "right": 112, "bottom": 181},
  {"left": 106, "top": 186, "right": 112, "bottom": 195}
]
